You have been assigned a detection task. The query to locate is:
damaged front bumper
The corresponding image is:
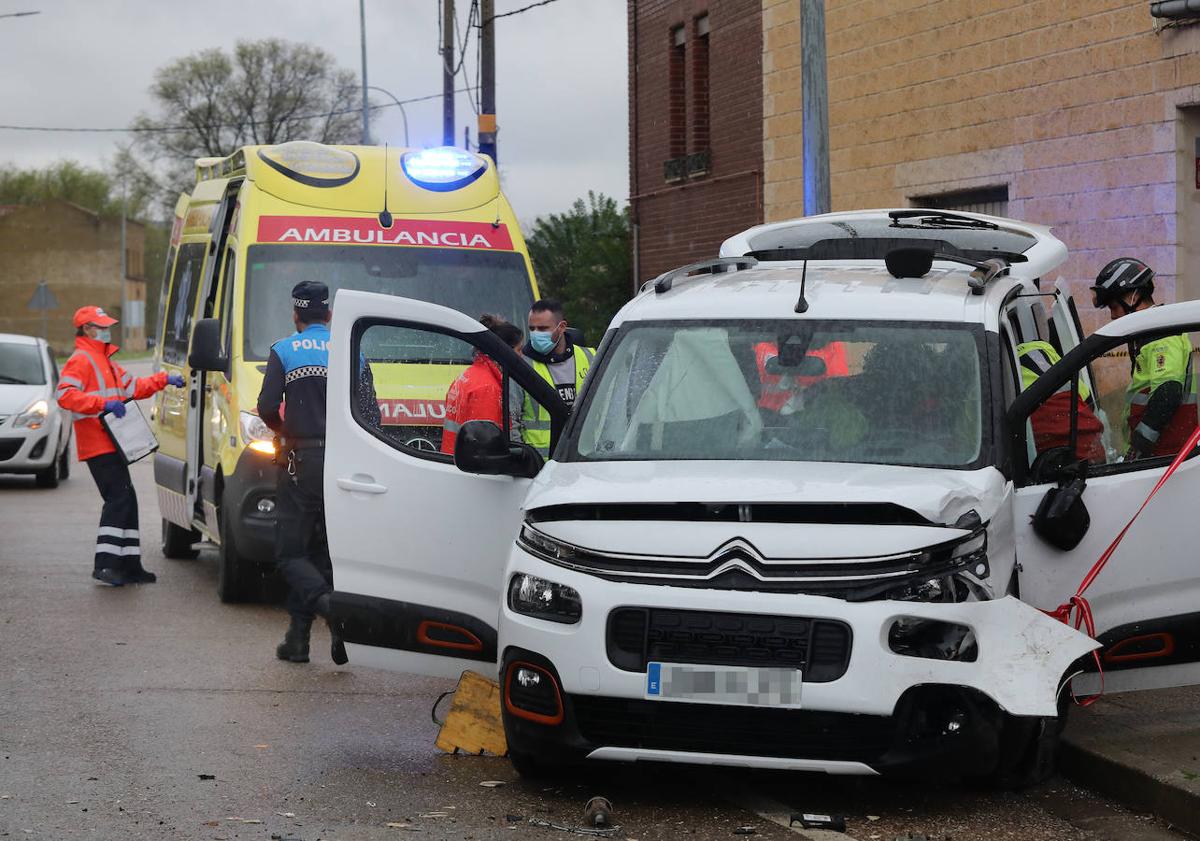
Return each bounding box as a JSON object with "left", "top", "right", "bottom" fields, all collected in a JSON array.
[{"left": 500, "top": 551, "right": 1099, "bottom": 773}]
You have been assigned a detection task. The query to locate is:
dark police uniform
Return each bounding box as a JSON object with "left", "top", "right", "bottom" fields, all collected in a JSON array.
[{"left": 257, "top": 281, "right": 344, "bottom": 664}]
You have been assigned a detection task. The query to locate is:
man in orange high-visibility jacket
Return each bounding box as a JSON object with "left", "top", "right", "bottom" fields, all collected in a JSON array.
[{"left": 55, "top": 306, "right": 183, "bottom": 586}]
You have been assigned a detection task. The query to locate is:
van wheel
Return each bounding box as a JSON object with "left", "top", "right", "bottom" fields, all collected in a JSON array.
[
  {"left": 34, "top": 462, "right": 59, "bottom": 488},
  {"left": 982, "top": 713, "right": 1063, "bottom": 790},
  {"left": 162, "top": 519, "right": 200, "bottom": 560},
  {"left": 217, "top": 506, "right": 259, "bottom": 603}
]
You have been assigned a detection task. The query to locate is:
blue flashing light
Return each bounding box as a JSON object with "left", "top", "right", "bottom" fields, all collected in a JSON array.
[{"left": 401, "top": 147, "right": 488, "bottom": 192}]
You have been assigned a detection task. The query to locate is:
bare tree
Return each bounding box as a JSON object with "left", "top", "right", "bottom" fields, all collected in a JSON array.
[{"left": 131, "top": 39, "right": 365, "bottom": 210}]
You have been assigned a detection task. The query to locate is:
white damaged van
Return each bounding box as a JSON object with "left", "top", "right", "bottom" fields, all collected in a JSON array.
[{"left": 323, "top": 210, "right": 1200, "bottom": 786}]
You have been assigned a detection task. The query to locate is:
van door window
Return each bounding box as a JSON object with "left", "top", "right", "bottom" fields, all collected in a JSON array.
[
  {"left": 155, "top": 244, "right": 177, "bottom": 351},
  {"left": 217, "top": 249, "right": 236, "bottom": 357},
  {"left": 162, "top": 243, "right": 206, "bottom": 366},
  {"left": 353, "top": 322, "right": 539, "bottom": 461}
]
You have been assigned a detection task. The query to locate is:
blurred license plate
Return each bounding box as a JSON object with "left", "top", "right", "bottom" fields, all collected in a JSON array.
[{"left": 645, "top": 662, "right": 802, "bottom": 707}]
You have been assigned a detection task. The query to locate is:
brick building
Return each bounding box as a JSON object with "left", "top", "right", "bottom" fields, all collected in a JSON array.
[
  {"left": 629, "top": 0, "right": 764, "bottom": 285},
  {"left": 0, "top": 200, "right": 147, "bottom": 351},
  {"left": 631, "top": 2, "right": 1200, "bottom": 328}
]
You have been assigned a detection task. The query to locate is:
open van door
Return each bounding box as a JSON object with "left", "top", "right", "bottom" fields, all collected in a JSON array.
[
  {"left": 1010, "top": 300, "right": 1200, "bottom": 694},
  {"left": 324, "top": 290, "right": 568, "bottom": 679}
]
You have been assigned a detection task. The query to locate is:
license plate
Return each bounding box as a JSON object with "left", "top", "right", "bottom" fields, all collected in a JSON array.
[{"left": 645, "top": 662, "right": 802, "bottom": 707}]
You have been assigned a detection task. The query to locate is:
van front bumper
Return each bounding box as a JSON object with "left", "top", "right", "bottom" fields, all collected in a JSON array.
[{"left": 499, "top": 548, "right": 1098, "bottom": 774}]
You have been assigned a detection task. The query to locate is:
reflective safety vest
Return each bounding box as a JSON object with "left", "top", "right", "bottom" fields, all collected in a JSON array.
[
  {"left": 1126, "top": 333, "right": 1197, "bottom": 457},
  {"left": 753, "top": 341, "right": 850, "bottom": 411},
  {"left": 521, "top": 344, "right": 594, "bottom": 458},
  {"left": 1016, "top": 340, "right": 1092, "bottom": 402},
  {"left": 440, "top": 354, "right": 504, "bottom": 455},
  {"left": 55, "top": 335, "right": 169, "bottom": 461}
]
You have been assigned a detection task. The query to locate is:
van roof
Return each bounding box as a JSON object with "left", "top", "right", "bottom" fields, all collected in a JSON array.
[{"left": 613, "top": 261, "right": 1021, "bottom": 329}]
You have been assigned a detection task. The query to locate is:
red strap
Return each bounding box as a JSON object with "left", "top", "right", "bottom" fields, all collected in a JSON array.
[{"left": 1048, "top": 424, "right": 1200, "bottom": 705}]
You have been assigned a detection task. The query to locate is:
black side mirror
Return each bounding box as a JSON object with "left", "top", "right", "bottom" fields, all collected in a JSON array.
[
  {"left": 188, "top": 318, "right": 228, "bottom": 372},
  {"left": 455, "top": 420, "right": 543, "bottom": 479}
]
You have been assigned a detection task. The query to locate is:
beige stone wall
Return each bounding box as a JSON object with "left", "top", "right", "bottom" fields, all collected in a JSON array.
[{"left": 763, "top": 1, "right": 1200, "bottom": 332}]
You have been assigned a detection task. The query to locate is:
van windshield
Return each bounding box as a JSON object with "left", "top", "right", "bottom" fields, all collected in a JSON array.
[
  {"left": 568, "top": 320, "right": 987, "bottom": 469},
  {"left": 242, "top": 245, "right": 535, "bottom": 360}
]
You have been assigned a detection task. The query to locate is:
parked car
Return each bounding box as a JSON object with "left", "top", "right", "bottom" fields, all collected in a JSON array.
[
  {"left": 0, "top": 333, "right": 71, "bottom": 487},
  {"left": 313, "top": 209, "right": 1200, "bottom": 787}
]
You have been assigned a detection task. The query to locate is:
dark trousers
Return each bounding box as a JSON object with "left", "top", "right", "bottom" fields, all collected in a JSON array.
[
  {"left": 275, "top": 448, "right": 333, "bottom": 621},
  {"left": 86, "top": 451, "right": 141, "bottom": 574}
]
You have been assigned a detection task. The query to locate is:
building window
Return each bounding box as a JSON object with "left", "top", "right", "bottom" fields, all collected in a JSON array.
[
  {"left": 691, "top": 14, "right": 710, "bottom": 156},
  {"left": 668, "top": 24, "right": 687, "bottom": 163},
  {"left": 912, "top": 185, "right": 1010, "bottom": 217}
]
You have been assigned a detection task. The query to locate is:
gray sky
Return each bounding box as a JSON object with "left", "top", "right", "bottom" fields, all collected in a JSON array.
[{"left": 0, "top": 0, "right": 628, "bottom": 225}]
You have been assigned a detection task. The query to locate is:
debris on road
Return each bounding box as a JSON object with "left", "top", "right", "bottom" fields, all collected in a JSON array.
[
  {"left": 792, "top": 813, "right": 847, "bottom": 832},
  {"left": 434, "top": 670, "right": 508, "bottom": 756},
  {"left": 583, "top": 796, "right": 614, "bottom": 828},
  {"left": 529, "top": 816, "right": 622, "bottom": 837},
  {"left": 480, "top": 780, "right": 508, "bottom": 788},
  {"left": 732, "top": 828, "right": 757, "bottom": 836},
  {"left": 197, "top": 774, "right": 215, "bottom": 780}
]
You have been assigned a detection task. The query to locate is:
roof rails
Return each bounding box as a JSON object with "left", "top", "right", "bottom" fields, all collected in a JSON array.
[
  {"left": 648, "top": 257, "right": 758, "bottom": 294},
  {"left": 195, "top": 148, "right": 248, "bottom": 185}
]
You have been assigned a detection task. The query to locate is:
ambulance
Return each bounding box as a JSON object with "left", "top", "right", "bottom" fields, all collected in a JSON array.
[{"left": 151, "top": 142, "right": 539, "bottom": 602}]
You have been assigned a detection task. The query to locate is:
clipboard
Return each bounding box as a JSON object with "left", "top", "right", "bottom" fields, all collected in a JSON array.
[{"left": 100, "top": 400, "right": 159, "bottom": 465}]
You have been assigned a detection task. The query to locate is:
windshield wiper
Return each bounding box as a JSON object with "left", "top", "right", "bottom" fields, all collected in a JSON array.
[
  {"left": 0, "top": 375, "right": 27, "bottom": 384},
  {"left": 888, "top": 209, "right": 999, "bottom": 231}
]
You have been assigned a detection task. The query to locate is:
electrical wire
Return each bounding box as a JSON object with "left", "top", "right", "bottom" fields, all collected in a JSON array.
[
  {"left": 481, "top": 0, "right": 565, "bottom": 25},
  {"left": 459, "top": 0, "right": 481, "bottom": 115},
  {"left": 0, "top": 90, "right": 476, "bottom": 134}
]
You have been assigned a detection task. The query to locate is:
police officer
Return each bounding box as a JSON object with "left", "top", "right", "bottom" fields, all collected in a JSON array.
[
  {"left": 521, "top": 299, "right": 594, "bottom": 458},
  {"left": 1091, "top": 257, "right": 1195, "bottom": 459},
  {"left": 258, "top": 281, "right": 346, "bottom": 665}
]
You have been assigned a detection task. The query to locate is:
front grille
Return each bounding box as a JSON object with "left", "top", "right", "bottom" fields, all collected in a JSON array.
[
  {"left": 0, "top": 438, "right": 22, "bottom": 461},
  {"left": 606, "top": 608, "right": 851, "bottom": 683},
  {"left": 571, "top": 695, "right": 893, "bottom": 762}
]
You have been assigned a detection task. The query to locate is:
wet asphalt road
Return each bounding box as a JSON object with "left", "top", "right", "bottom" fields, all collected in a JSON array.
[{"left": 0, "top": 364, "right": 1187, "bottom": 841}]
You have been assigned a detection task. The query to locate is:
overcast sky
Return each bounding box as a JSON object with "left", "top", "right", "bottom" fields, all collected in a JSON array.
[{"left": 0, "top": 0, "right": 628, "bottom": 225}]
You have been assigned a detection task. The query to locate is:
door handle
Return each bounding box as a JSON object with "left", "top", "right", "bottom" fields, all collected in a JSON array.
[{"left": 337, "top": 476, "right": 388, "bottom": 495}]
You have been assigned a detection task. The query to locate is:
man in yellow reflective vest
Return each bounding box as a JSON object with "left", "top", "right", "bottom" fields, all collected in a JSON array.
[
  {"left": 1091, "top": 257, "right": 1196, "bottom": 459},
  {"left": 1016, "top": 339, "right": 1104, "bottom": 463},
  {"left": 522, "top": 299, "right": 594, "bottom": 457}
]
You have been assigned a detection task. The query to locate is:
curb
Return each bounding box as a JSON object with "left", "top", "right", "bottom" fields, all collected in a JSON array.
[{"left": 1059, "top": 738, "right": 1200, "bottom": 838}]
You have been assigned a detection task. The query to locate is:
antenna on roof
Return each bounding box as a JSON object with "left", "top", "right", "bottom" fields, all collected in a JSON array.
[
  {"left": 378, "top": 143, "right": 393, "bottom": 229},
  {"left": 794, "top": 258, "right": 810, "bottom": 313}
]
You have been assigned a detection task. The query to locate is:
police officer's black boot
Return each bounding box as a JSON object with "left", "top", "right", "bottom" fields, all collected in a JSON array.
[
  {"left": 275, "top": 616, "right": 312, "bottom": 663},
  {"left": 314, "top": 593, "right": 348, "bottom": 666}
]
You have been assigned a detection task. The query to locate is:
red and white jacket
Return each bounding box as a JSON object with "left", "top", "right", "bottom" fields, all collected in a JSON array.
[{"left": 55, "top": 336, "right": 169, "bottom": 461}]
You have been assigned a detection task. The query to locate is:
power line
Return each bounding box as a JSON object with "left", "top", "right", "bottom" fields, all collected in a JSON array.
[
  {"left": 0, "top": 10, "right": 40, "bottom": 19},
  {"left": 481, "top": 0, "right": 564, "bottom": 24},
  {"left": 0, "top": 89, "right": 477, "bottom": 134}
]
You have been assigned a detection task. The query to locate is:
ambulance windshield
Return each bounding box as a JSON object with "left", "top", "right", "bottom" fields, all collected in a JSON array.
[
  {"left": 243, "top": 245, "right": 535, "bottom": 360},
  {"left": 569, "top": 320, "right": 988, "bottom": 470}
]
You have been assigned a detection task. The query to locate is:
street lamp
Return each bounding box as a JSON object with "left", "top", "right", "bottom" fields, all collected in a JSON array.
[{"left": 342, "top": 85, "right": 410, "bottom": 147}]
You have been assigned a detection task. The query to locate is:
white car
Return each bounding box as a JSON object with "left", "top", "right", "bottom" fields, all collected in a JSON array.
[
  {"left": 0, "top": 333, "right": 71, "bottom": 487},
  {"left": 321, "top": 209, "right": 1200, "bottom": 787}
]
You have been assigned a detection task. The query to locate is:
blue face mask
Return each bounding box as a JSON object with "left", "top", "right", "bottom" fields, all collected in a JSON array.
[
  {"left": 94, "top": 329, "right": 112, "bottom": 344},
  {"left": 529, "top": 331, "right": 556, "bottom": 354}
]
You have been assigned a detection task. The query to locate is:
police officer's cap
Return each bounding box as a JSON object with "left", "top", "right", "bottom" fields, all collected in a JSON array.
[{"left": 292, "top": 281, "right": 330, "bottom": 313}]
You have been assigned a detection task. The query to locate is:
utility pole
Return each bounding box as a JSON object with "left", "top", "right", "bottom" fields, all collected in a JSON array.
[
  {"left": 800, "top": 0, "right": 830, "bottom": 216},
  {"left": 119, "top": 185, "right": 128, "bottom": 347},
  {"left": 359, "top": 0, "right": 371, "bottom": 145},
  {"left": 442, "top": 0, "right": 455, "bottom": 146},
  {"left": 479, "top": 0, "right": 497, "bottom": 164}
]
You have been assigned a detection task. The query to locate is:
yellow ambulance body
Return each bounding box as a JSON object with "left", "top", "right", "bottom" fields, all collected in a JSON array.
[{"left": 151, "top": 142, "right": 538, "bottom": 601}]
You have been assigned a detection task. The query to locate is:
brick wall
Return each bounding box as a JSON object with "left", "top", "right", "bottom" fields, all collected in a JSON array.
[
  {"left": 630, "top": 0, "right": 764, "bottom": 286},
  {"left": 763, "top": 0, "right": 1200, "bottom": 333},
  {"left": 0, "top": 200, "right": 147, "bottom": 351}
]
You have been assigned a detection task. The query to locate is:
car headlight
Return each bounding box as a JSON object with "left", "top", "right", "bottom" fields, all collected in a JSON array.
[
  {"left": 12, "top": 399, "right": 48, "bottom": 430},
  {"left": 239, "top": 411, "right": 275, "bottom": 456},
  {"left": 881, "top": 529, "right": 989, "bottom": 603},
  {"left": 507, "top": 573, "right": 582, "bottom": 625}
]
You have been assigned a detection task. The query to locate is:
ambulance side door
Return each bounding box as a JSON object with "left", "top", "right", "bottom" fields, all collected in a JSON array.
[
  {"left": 324, "top": 290, "right": 568, "bottom": 679},
  {"left": 1010, "top": 305, "right": 1200, "bottom": 695}
]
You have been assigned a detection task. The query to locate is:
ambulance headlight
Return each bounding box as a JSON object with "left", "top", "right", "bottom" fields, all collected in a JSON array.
[
  {"left": 240, "top": 411, "right": 275, "bottom": 455},
  {"left": 508, "top": 573, "right": 582, "bottom": 625},
  {"left": 401, "top": 147, "right": 488, "bottom": 192}
]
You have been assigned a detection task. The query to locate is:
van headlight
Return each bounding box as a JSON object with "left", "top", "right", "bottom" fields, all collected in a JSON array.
[
  {"left": 508, "top": 573, "right": 582, "bottom": 625},
  {"left": 12, "top": 399, "right": 48, "bottom": 430},
  {"left": 240, "top": 411, "right": 276, "bottom": 456},
  {"left": 882, "top": 530, "right": 989, "bottom": 603}
]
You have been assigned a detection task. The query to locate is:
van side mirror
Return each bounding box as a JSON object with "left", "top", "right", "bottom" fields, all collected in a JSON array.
[
  {"left": 188, "top": 318, "right": 228, "bottom": 372},
  {"left": 455, "top": 420, "right": 543, "bottom": 479}
]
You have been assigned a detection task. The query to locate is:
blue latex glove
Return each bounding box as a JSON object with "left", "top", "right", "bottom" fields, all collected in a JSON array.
[
  {"left": 103, "top": 400, "right": 126, "bottom": 418},
  {"left": 167, "top": 373, "right": 185, "bottom": 387}
]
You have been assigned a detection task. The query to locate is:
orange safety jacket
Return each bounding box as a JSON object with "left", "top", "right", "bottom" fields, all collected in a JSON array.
[
  {"left": 55, "top": 336, "right": 169, "bottom": 461},
  {"left": 440, "top": 354, "right": 505, "bottom": 455},
  {"left": 753, "top": 341, "right": 850, "bottom": 411}
]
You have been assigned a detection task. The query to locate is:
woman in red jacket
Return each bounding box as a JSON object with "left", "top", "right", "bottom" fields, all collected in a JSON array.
[
  {"left": 55, "top": 306, "right": 183, "bottom": 586},
  {"left": 441, "top": 315, "right": 524, "bottom": 455}
]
